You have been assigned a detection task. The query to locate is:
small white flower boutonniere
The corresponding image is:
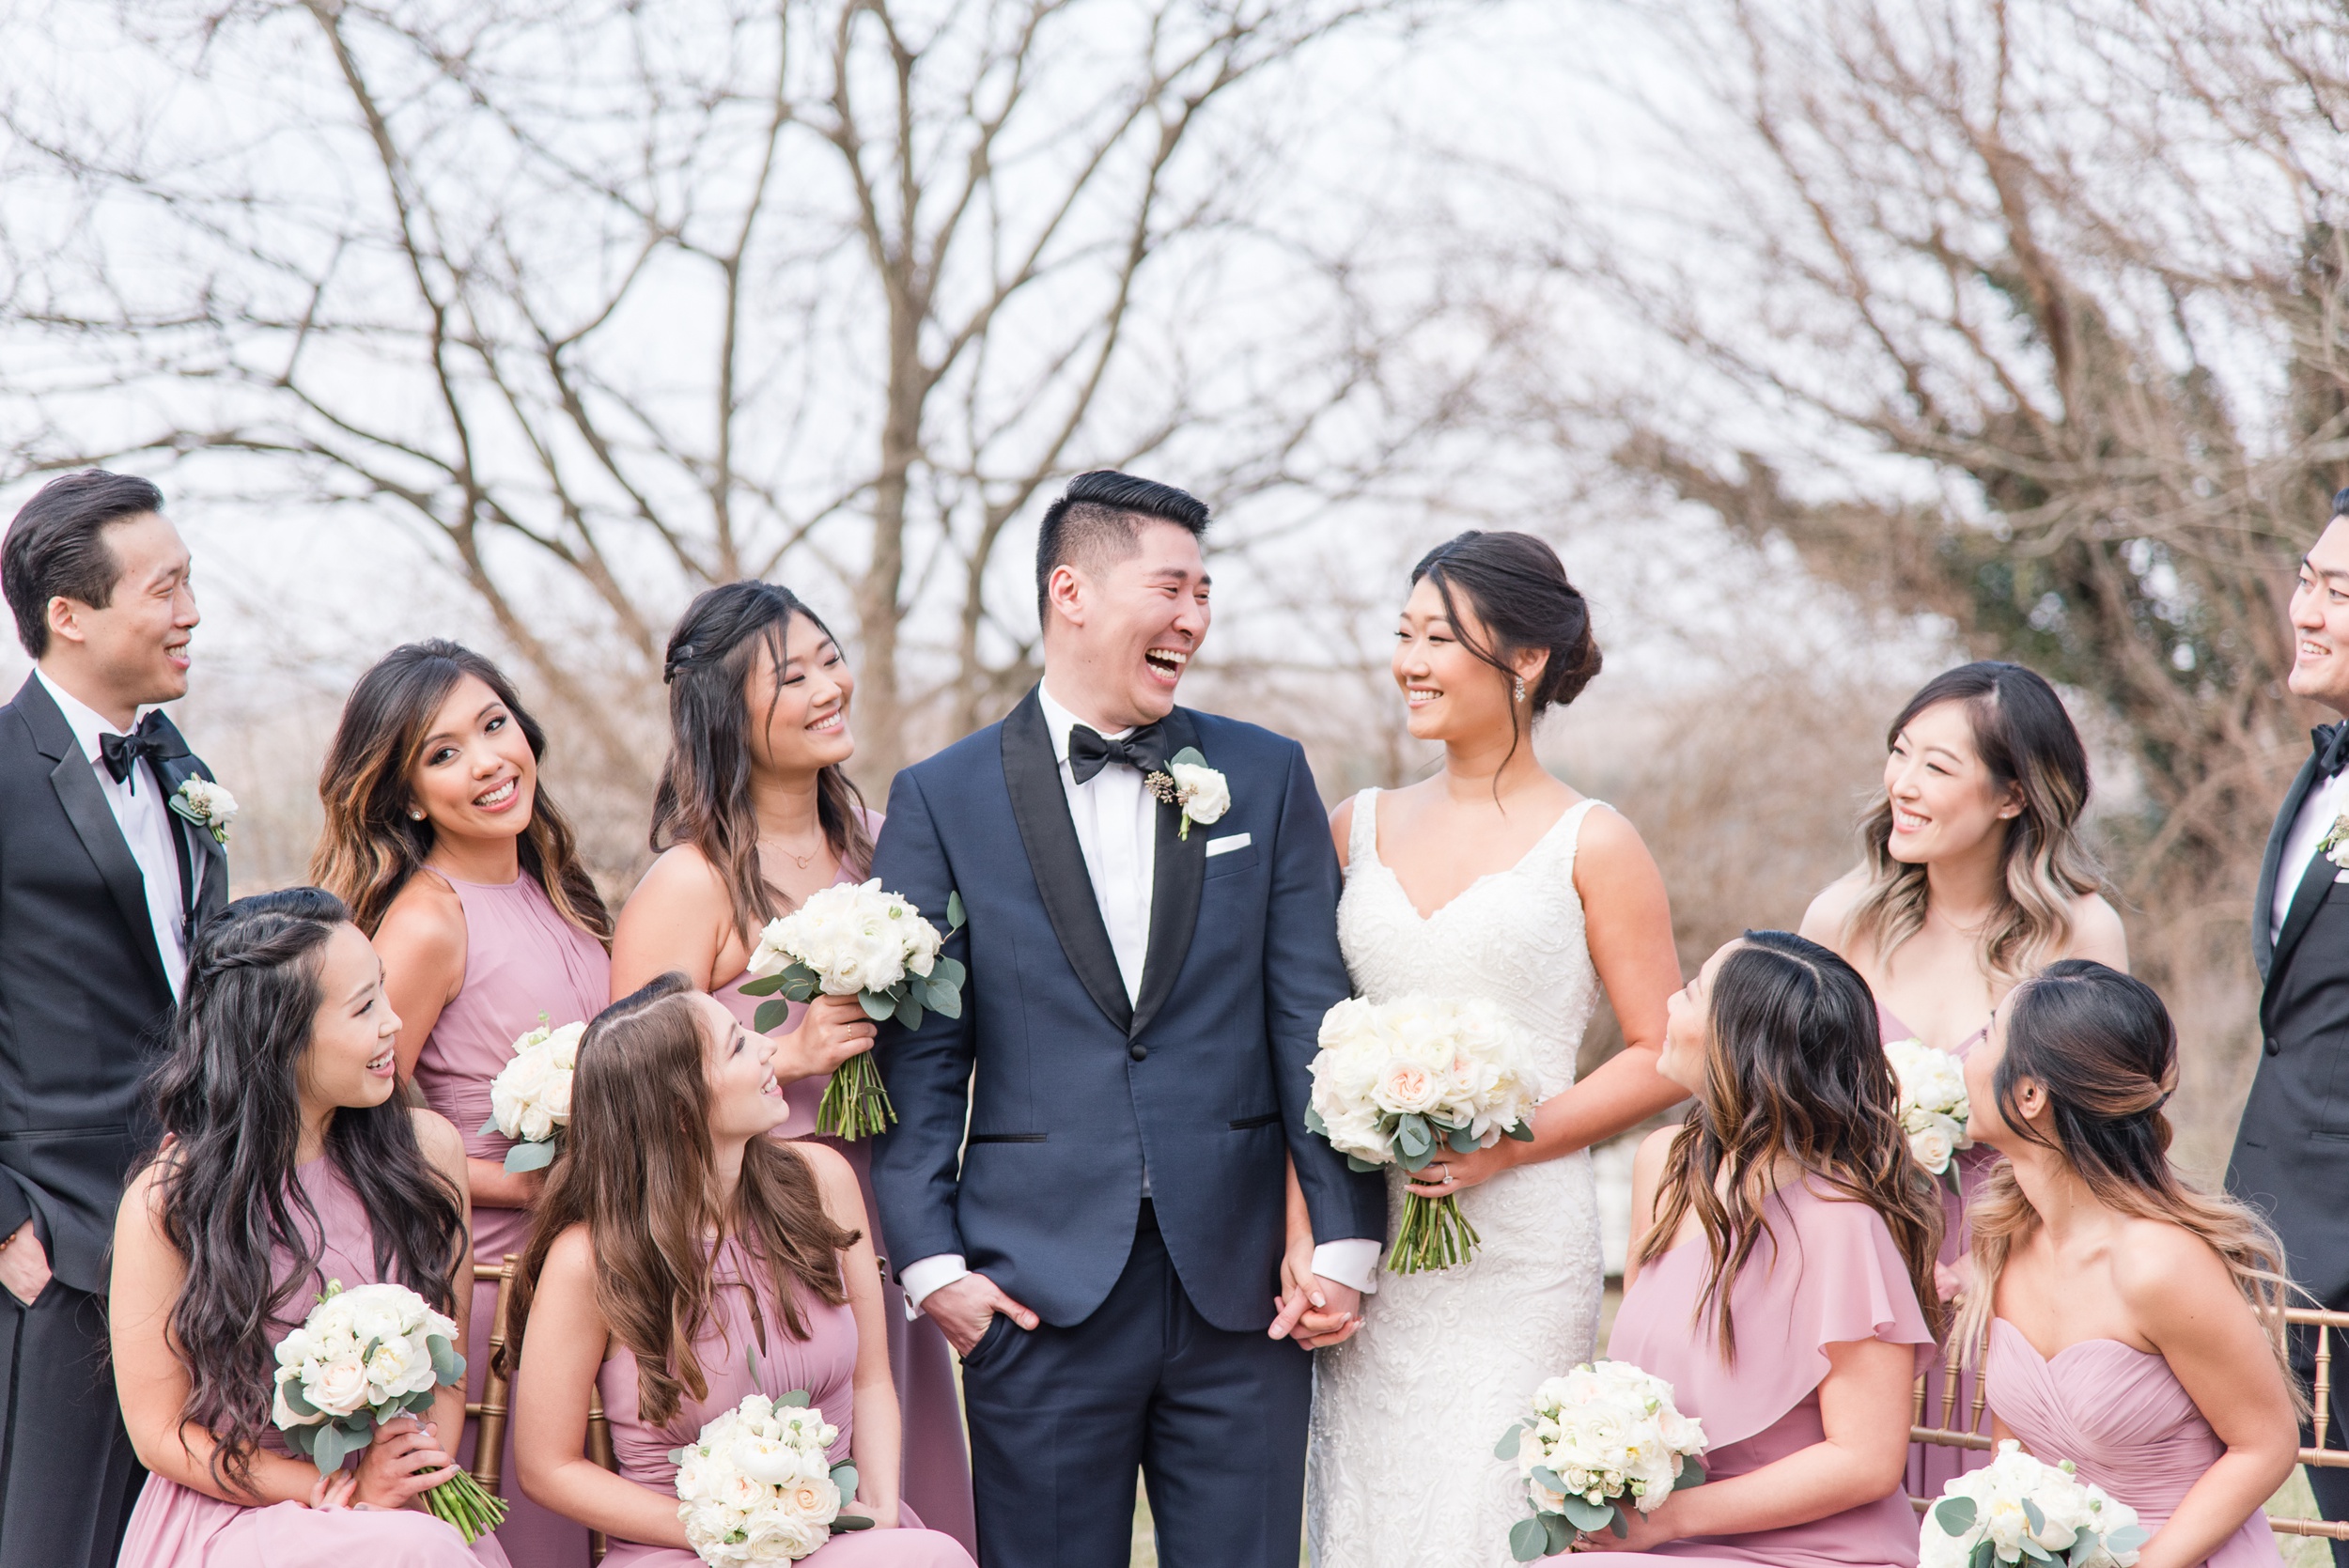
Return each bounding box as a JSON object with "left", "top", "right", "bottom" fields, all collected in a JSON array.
[
  {"left": 171, "top": 778, "right": 238, "bottom": 846},
  {"left": 1146, "top": 746, "right": 1230, "bottom": 841},
  {"left": 2323, "top": 814, "right": 2349, "bottom": 872}
]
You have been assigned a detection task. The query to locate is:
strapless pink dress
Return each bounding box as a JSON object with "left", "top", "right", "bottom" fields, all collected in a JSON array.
[
  {"left": 707, "top": 814, "right": 974, "bottom": 1553},
  {"left": 1985, "top": 1319, "right": 2282, "bottom": 1568},
  {"left": 117, "top": 1158, "right": 511, "bottom": 1567},
  {"left": 1880, "top": 1001, "right": 1998, "bottom": 1494},
  {"left": 592, "top": 1236, "right": 973, "bottom": 1567},
  {"left": 412, "top": 868, "right": 612, "bottom": 1568},
  {"left": 1605, "top": 1178, "right": 1938, "bottom": 1568}
]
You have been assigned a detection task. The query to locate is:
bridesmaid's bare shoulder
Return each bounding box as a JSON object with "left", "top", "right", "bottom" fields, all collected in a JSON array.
[
  {"left": 374, "top": 872, "right": 467, "bottom": 1000},
  {"left": 2061, "top": 893, "right": 2129, "bottom": 970},
  {"left": 1797, "top": 869, "right": 1871, "bottom": 954}
]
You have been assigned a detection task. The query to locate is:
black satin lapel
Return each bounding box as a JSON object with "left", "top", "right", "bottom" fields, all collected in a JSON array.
[
  {"left": 1000, "top": 689, "right": 1132, "bottom": 1032},
  {"left": 2258, "top": 761, "right": 2319, "bottom": 976},
  {"left": 1131, "top": 706, "right": 1206, "bottom": 1039},
  {"left": 2273, "top": 846, "right": 2338, "bottom": 981},
  {"left": 49, "top": 750, "right": 171, "bottom": 995}
]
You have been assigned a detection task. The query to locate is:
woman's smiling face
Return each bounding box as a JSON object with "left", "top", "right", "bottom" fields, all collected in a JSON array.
[
  {"left": 297, "top": 922, "right": 404, "bottom": 1114},
  {"left": 697, "top": 992, "right": 786, "bottom": 1141},
  {"left": 407, "top": 673, "right": 538, "bottom": 845}
]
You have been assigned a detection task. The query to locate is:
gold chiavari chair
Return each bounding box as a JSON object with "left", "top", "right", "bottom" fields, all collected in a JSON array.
[{"left": 467, "top": 1254, "right": 619, "bottom": 1563}]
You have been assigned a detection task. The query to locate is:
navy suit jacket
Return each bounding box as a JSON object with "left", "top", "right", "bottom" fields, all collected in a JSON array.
[{"left": 866, "top": 688, "right": 1385, "bottom": 1333}]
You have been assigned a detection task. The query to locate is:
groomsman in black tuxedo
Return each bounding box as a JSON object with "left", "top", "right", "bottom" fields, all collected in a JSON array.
[
  {"left": 0, "top": 472, "right": 226, "bottom": 1567},
  {"left": 2232, "top": 487, "right": 2349, "bottom": 1563}
]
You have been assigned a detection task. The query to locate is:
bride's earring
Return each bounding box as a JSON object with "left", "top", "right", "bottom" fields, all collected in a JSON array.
[{"left": 1514, "top": 675, "right": 1527, "bottom": 703}]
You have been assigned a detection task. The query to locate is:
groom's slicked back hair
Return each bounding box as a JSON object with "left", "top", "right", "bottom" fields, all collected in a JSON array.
[
  {"left": 1034, "top": 470, "right": 1210, "bottom": 620},
  {"left": 3, "top": 468, "right": 166, "bottom": 658}
]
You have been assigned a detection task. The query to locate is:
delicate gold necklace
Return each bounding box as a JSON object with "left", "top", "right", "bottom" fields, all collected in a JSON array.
[{"left": 766, "top": 831, "right": 824, "bottom": 871}]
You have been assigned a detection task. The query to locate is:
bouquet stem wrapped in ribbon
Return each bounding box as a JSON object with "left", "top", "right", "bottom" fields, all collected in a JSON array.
[
  {"left": 738, "top": 880, "right": 966, "bottom": 1140},
  {"left": 1921, "top": 1440, "right": 2148, "bottom": 1568},
  {"left": 1304, "top": 994, "right": 1537, "bottom": 1273},
  {"left": 669, "top": 1385, "right": 872, "bottom": 1564},
  {"left": 272, "top": 1280, "right": 506, "bottom": 1542},
  {"left": 1495, "top": 1360, "right": 1707, "bottom": 1560}
]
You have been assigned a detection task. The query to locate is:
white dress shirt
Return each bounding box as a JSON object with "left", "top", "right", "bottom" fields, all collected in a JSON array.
[
  {"left": 38, "top": 670, "right": 188, "bottom": 996},
  {"left": 2274, "top": 763, "right": 2349, "bottom": 946},
  {"left": 900, "top": 682, "right": 1379, "bottom": 1313}
]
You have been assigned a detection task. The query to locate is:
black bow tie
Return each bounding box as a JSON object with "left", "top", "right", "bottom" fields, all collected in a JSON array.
[
  {"left": 1067, "top": 722, "right": 1169, "bottom": 785},
  {"left": 2319, "top": 723, "right": 2349, "bottom": 780},
  {"left": 99, "top": 712, "right": 179, "bottom": 793}
]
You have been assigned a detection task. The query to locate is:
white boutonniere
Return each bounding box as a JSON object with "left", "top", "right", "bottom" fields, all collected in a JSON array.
[
  {"left": 2325, "top": 815, "right": 2349, "bottom": 871},
  {"left": 170, "top": 777, "right": 238, "bottom": 846},
  {"left": 1146, "top": 746, "right": 1230, "bottom": 841}
]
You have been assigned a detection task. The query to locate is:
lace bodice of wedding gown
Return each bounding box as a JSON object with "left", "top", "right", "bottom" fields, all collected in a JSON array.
[{"left": 1307, "top": 789, "right": 1610, "bottom": 1568}]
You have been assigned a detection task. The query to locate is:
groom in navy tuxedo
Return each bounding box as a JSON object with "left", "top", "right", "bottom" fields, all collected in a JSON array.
[{"left": 870, "top": 470, "right": 1385, "bottom": 1566}]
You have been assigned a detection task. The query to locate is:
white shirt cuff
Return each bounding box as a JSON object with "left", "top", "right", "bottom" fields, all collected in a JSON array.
[
  {"left": 895, "top": 1253, "right": 969, "bottom": 1317},
  {"left": 1311, "top": 1238, "right": 1382, "bottom": 1296}
]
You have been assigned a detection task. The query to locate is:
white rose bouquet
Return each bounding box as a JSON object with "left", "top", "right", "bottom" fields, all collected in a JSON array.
[
  {"left": 478, "top": 1017, "right": 586, "bottom": 1172},
  {"left": 1304, "top": 994, "right": 1538, "bottom": 1272},
  {"left": 271, "top": 1280, "right": 506, "bottom": 1542},
  {"left": 1921, "top": 1439, "right": 2149, "bottom": 1568},
  {"left": 1886, "top": 1037, "right": 1972, "bottom": 1185},
  {"left": 738, "top": 880, "right": 967, "bottom": 1139},
  {"left": 668, "top": 1389, "right": 873, "bottom": 1565},
  {"left": 1495, "top": 1359, "right": 1708, "bottom": 1559}
]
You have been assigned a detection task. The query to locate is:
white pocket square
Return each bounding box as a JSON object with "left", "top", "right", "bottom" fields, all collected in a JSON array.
[
  {"left": 2336, "top": 869, "right": 2349, "bottom": 883},
  {"left": 1205, "top": 832, "right": 1251, "bottom": 858}
]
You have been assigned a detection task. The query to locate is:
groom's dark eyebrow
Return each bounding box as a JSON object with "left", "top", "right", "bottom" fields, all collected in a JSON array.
[{"left": 2306, "top": 558, "right": 2349, "bottom": 586}]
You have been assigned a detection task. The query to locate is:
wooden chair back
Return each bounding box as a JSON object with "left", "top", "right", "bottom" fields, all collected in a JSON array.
[{"left": 466, "top": 1253, "right": 619, "bottom": 1563}]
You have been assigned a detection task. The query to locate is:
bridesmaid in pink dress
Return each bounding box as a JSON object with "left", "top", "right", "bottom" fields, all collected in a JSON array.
[
  {"left": 508, "top": 976, "right": 973, "bottom": 1567},
  {"left": 315, "top": 641, "right": 614, "bottom": 1568},
  {"left": 1960, "top": 962, "right": 2295, "bottom": 1568},
  {"left": 1583, "top": 930, "right": 1944, "bottom": 1568},
  {"left": 612, "top": 582, "right": 973, "bottom": 1551},
  {"left": 1800, "top": 661, "right": 2126, "bottom": 1490},
  {"left": 112, "top": 889, "right": 507, "bottom": 1567}
]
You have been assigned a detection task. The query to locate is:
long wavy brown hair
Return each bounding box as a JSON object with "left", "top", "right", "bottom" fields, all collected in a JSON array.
[
  {"left": 1957, "top": 962, "right": 2301, "bottom": 1407},
  {"left": 1638, "top": 930, "right": 1948, "bottom": 1360},
  {"left": 1845, "top": 662, "right": 2103, "bottom": 981},
  {"left": 311, "top": 640, "right": 611, "bottom": 943},
  {"left": 507, "top": 975, "right": 858, "bottom": 1426},
  {"left": 652, "top": 582, "right": 872, "bottom": 951}
]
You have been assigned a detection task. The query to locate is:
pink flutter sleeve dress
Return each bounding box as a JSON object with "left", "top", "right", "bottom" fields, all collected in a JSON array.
[
  {"left": 116, "top": 1157, "right": 512, "bottom": 1568},
  {"left": 1604, "top": 1178, "right": 1940, "bottom": 1568},
  {"left": 593, "top": 1237, "right": 973, "bottom": 1568},
  {"left": 708, "top": 812, "right": 975, "bottom": 1553},
  {"left": 411, "top": 867, "right": 613, "bottom": 1568},
  {"left": 1984, "top": 1319, "right": 2283, "bottom": 1568}
]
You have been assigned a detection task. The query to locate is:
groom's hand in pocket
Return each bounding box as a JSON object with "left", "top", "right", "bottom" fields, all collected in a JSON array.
[{"left": 924, "top": 1273, "right": 1039, "bottom": 1356}]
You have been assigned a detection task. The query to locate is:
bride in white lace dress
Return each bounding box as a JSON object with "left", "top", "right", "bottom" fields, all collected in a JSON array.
[{"left": 1297, "top": 532, "right": 1688, "bottom": 1568}]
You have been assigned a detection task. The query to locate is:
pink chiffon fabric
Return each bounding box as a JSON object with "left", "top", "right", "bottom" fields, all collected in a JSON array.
[
  {"left": 1880, "top": 1001, "right": 1998, "bottom": 1497},
  {"left": 117, "top": 1158, "right": 511, "bottom": 1568},
  {"left": 411, "top": 867, "right": 612, "bottom": 1568},
  {"left": 1605, "top": 1178, "right": 1938, "bottom": 1568},
  {"left": 593, "top": 1236, "right": 974, "bottom": 1567},
  {"left": 708, "top": 813, "right": 975, "bottom": 1553},
  {"left": 1985, "top": 1320, "right": 2282, "bottom": 1568}
]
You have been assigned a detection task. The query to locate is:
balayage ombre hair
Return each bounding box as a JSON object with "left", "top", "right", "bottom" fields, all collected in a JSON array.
[
  {"left": 1845, "top": 661, "right": 2103, "bottom": 980},
  {"left": 507, "top": 975, "right": 857, "bottom": 1427},
  {"left": 1637, "top": 930, "right": 1947, "bottom": 1360},
  {"left": 1957, "top": 961, "right": 2300, "bottom": 1409}
]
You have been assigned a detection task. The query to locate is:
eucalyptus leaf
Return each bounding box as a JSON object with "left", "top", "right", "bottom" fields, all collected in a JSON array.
[
  {"left": 2105, "top": 1526, "right": 2149, "bottom": 1554},
  {"left": 926, "top": 981, "right": 963, "bottom": 1020},
  {"left": 1935, "top": 1498, "right": 1979, "bottom": 1536},
  {"left": 280, "top": 1380, "right": 319, "bottom": 1420},
  {"left": 737, "top": 974, "right": 787, "bottom": 997},
  {"left": 1970, "top": 1540, "right": 1998, "bottom": 1568},
  {"left": 930, "top": 956, "right": 966, "bottom": 988},
  {"left": 1345, "top": 1155, "right": 1380, "bottom": 1172},
  {"left": 1531, "top": 1467, "right": 1569, "bottom": 1498},
  {"left": 313, "top": 1422, "right": 348, "bottom": 1475},
  {"left": 427, "top": 1333, "right": 465, "bottom": 1386},
  {"left": 1493, "top": 1422, "right": 1522, "bottom": 1460},
  {"left": 894, "top": 992, "right": 925, "bottom": 1029},
  {"left": 1508, "top": 1516, "right": 1549, "bottom": 1562},
  {"left": 830, "top": 1462, "right": 859, "bottom": 1498},
  {"left": 1446, "top": 1125, "right": 1482, "bottom": 1154},
  {"left": 945, "top": 891, "right": 965, "bottom": 931},
  {"left": 1505, "top": 1121, "right": 1536, "bottom": 1142},
  {"left": 753, "top": 1000, "right": 793, "bottom": 1034},
  {"left": 2067, "top": 1530, "right": 2101, "bottom": 1566},
  {"left": 1672, "top": 1456, "right": 1706, "bottom": 1489},
  {"left": 1559, "top": 1495, "right": 1615, "bottom": 1532},
  {"left": 782, "top": 971, "right": 821, "bottom": 1003},
  {"left": 2022, "top": 1498, "right": 2045, "bottom": 1536},
  {"left": 1168, "top": 745, "right": 1207, "bottom": 768},
  {"left": 1398, "top": 1112, "right": 1431, "bottom": 1148},
  {"left": 477, "top": 1112, "right": 501, "bottom": 1138},
  {"left": 1610, "top": 1509, "right": 1628, "bottom": 1540},
  {"left": 777, "top": 1389, "right": 812, "bottom": 1407},
  {"left": 1304, "top": 1106, "right": 1330, "bottom": 1137},
  {"left": 1543, "top": 1512, "right": 1575, "bottom": 1556},
  {"left": 504, "top": 1140, "right": 555, "bottom": 1173},
  {"left": 1396, "top": 1142, "right": 1437, "bottom": 1172},
  {"left": 832, "top": 1514, "right": 876, "bottom": 1533},
  {"left": 857, "top": 989, "right": 897, "bottom": 1022},
  {"left": 2019, "top": 1540, "right": 2051, "bottom": 1562}
]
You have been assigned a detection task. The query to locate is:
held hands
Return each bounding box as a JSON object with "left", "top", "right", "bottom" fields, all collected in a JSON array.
[
  {"left": 773, "top": 994, "right": 879, "bottom": 1084},
  {"left": 923, "top": 1273, "right": 1039, "bottom": 1357},
  {"left": 347, "top": 1414, "right": 459, "bottom": 1511},
  {"left": 1404, "top": 1136, "right": 1524, "bottom": 1200},
  {"left": 0, "top": 1221, "right": 49, "bottom": 1307},
  {"left": 1268, "top": 1228, "right": 1362, "bottom": 1349}
]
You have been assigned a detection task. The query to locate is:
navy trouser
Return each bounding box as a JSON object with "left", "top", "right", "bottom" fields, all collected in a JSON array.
[
  {"left": 958, "top": 1201, "right": 1311, "bottom": 1568},
  {"left": 0, "top": 1280, "right": 145, "bottom": 1568}
]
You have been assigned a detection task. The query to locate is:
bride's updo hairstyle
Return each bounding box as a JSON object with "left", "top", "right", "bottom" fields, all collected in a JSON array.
[
  {"left": 1408, "top": 530, "right": 1602, "bottom": 768},
  {"left": 1847, "top": 661, "right": 2102, "bottom": 979},
  {"left": 1958, "top": 961, "right": 2298, "bottom": 1395},
  {"left": 1638, "top": 929, "right": 1946, "bottom": 1359}
]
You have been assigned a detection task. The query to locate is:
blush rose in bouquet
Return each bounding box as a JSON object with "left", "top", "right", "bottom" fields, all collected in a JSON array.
[
  {"left": 668, "top": 1389, "right": 873, "bottom": 1565},
  {"left": 737, "top": 880, "right": 967, "bottom": 1140},
  {"left": 1885, "top": 1036, "right": 1972, "bottom": 1185},
  {"left": 1304, "top": 994, "right": 1538, "bottom": 1272},
  {"left": 1495, "top": 1359, "right": 1707, "bottom": 1560},
  {"left": 272, "top": 1280, "right": 506, "bottom": 1541},
  {"left": 479, "top": 1017, "right": 586, "bottom": 1172}
]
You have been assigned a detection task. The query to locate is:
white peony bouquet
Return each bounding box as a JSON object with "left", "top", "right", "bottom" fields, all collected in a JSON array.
[
  {"left": 1304, "top": 994, "right": 1538, "bottom": 1272},
  {"left": 668, "top": 1389, "right": 872, "bottom": 1564},
  {"left": 1886, "top": 1037, "right": 1972, "bottom": 1184},
  {"left": 1495, "top": 1359, "right": 1708, "bottom": 1560},
  {"left": 272, "top": 1280, "right": 506, "bottom": 1541},
  {"left": 479, "top": 1017, "right": 586, "bottom": 1172},
  {"left": 1921, "top": 1439, "right": 2148, "bottom": 1568},
  {"left": 739, "top": 880, "right": 967, "bottom": 1139}
]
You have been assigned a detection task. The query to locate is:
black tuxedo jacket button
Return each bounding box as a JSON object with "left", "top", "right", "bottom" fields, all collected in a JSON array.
[{"left": 1128, "top": 1043, "right": 1148, "bottom": 1062}]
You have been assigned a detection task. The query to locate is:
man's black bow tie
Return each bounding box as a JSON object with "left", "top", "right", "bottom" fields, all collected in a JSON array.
[
  {"left": 2318, "top": 722, "right": 2349, "bottom": 780},
  {"left": 100, "top": 711, "right": 179, "bottom": 793},
  {"left": 1068, "top": 722, "right": 1170, "bottom": 785}
]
